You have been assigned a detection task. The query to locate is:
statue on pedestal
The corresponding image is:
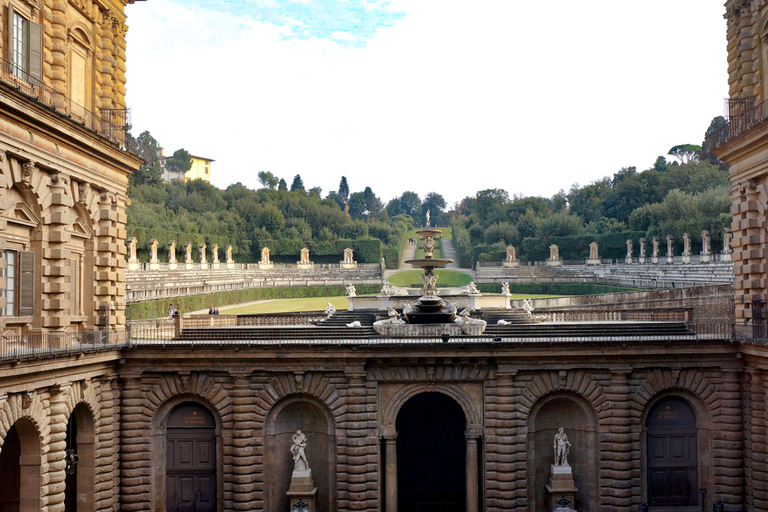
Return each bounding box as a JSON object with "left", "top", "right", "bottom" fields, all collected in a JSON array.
[
  {"left": 546, "top": 427, "right": 578, "bottom": 512},
  {"left": 291, "top": 430, "right": 309, "bottom": 473},
  {"left": 554, "top": 427, "right": 572, "bottom": 467}
]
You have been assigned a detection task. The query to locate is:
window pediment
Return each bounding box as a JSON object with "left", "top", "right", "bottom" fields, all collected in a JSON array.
[
  {"left": 1, "top": 201, "right": 41, "bottom": 227},
  {"left": 70, "top": 216, "right": 93, "bottom": 238}
]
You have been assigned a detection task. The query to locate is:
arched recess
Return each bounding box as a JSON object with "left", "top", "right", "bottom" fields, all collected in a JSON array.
[
  {"left": 0, "top": 418, "right": 42, "bottom": 512},
  {"left": 150, "top": 395, "right": 224, "bottom": 512},
  {"left": 527, "top": 392, "right": 599, "bottom": 512},
  {"left": 64, "top": 403, "right": 95, "bottom": 512},
  {"left": 641, "top": 391, "right": 712, "bottom": 508},
  {"left": 379, "top": 383, "right": 484, "bottom": 512},
  {"left": 265, "top": 394, "right": 337, "bottom": 512},
  {"left": 396, "top": 392, "right": 467, "bottom": 511}
]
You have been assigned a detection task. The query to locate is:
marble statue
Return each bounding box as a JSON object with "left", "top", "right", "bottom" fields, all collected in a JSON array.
[
  {"left": 168, "top": 241, "right": 177, "bottom": 264},
  {"left": 522, "top": 299, "right": 534, "bottom": 317},
  {"left": 345, "top": 284, "right": 356, "bottom": 297},
  {"left": 420, "top": 273, "right": 438, "bottom": 293},
  {"left": 199, "top": 243, "right": 207, "bottom": 266},
  {"left": 682, "top": 233, "right": 691, "bottom": 256},
  {"left": 324, "top": 302, "right": 336, "bottom": 317},
  {"left": 425, "top": 208, "right": 430, "bottom": 227},
  {"left": 300, "top": 247, "right": 310, "bottom": 265},
  {"left": 291, "top": 430, "right": 309, "bottom": 472},
  {"left": 652, "top": 237, "right": 659, "bottom": 259},
  {"left": 625, "top": 239, "right": 633, "bottom": 260},
  {"left": 506, "top": 245, "right": 516, "bottom": 262},
  {"left": 549, "top": 244, "right": 559, "bottom": 261},
  {"left": 185, "top": 243, "right": 193, "bottom": 264},
  {"left": 402, "top": 303, "right": 414, "bottom": 315},
  {"left": 226, "top": 245, "right": 233, "bottom": 264},
  {"left": 723, "top": 229, "right": 732, "bottom": 254},
  {"left": 380, "top": 282, "right": 394, "bottom": 296},
  {"left": 589, "top": 242, "right": 599, "bottom": 260},
  {"left": 463, "top": 282, "right": 480, "bottom": 295},
  {"left": 381, "top": 306, "right": 405, "bottom": 324},
  {"left": 127, "top": 237, "right": 137, "bottom": 264},
  {"left": 553, "top": 427, "right": 572, "bottom": 467},
  {"left": 212, "top": 244, "right": 220, "bottom": 265},
  {"left": 701, "top": 230, "right": 711, "bottom": 255},
  {"left": 666, "top": 235, "right": 675, "bottom": 264},
  {"left": 497, "top": 319, "right": 511, "bottom": 326},
  {"left": 149, "top": 239, "right": 159, "bottom": 264},
  {"left": 261, "top": 247, "right": 271, "bottom": 265},
  {"left": 346, "top": 321, "right": 362, "bottom": 328},
  {"left": 444, "top": 302, "right": 458, "bottom": 315},
  {"left": 343, "top": 248, "right": 354, "bottom": 264},
  {"left": 501, "top": 282, "right": 510, "bottom": 295}
]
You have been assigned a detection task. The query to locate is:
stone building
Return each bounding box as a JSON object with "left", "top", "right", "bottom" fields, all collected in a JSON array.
[{"left": 3, "top": 2, "right": 768, "bottom": 512}]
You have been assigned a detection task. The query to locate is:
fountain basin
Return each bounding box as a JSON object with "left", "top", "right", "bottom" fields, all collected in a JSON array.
[
  {"left": 405, "top": 259, "right": 454, "bottom": 268},
  {"left": 372, "top": 322, "right": 486, "bottom": 337}
]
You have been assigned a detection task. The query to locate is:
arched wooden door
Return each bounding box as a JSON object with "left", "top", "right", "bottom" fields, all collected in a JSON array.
[
  {"left": 646, "top": 397, "right": 698, "bottom": 506},
  {"left": 166, "top": 403, "right": 217, "bottom": 512}
]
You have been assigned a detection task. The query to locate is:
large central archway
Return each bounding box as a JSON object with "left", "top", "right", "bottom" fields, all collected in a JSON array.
[{"left": 396, "top": 392, "right": 467, "bottom": 512}]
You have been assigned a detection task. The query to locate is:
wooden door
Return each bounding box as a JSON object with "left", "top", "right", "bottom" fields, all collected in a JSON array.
[
  {"left": 647, "top": 398, "right": 698, "bottom": 506},
  {"left": 166, "top": 404, "right": 216, "bottom": 512}
]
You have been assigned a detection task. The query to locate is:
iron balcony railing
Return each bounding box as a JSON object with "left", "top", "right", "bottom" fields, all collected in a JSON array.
[
  {"left": 706, "top": 97, "right": 768, "bottom": 150},
  {"left": 0, "top": 330, "right": 127, "bottom": 362},
  {"left": 0, "top": 57, "right": 129, "bottom": 148}
]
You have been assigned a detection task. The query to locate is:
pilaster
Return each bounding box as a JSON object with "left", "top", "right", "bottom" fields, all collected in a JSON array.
[{"left": 41, "top": 171, "right": 73, "bottom": 329}]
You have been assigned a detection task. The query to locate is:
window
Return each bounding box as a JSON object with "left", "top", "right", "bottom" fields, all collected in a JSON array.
[
  {"left": 7, "top": 6, "right": 42, "bottom": 82},
  {"left": 1, "top": 250, "right": 34, "bottom": 317},
  {"left": 1, "top": 250, "right": 16, "bottom": 315}
]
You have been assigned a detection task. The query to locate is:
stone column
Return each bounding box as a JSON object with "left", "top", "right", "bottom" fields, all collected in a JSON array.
[
  {"left": 599, "top": 370, "right": 632, "bottom": 508},
  {"left": 682, "top": 233, "right": 692, "bottom": 263},
  {"left": 652, "top": 237, "right": 659, "bottom": 264},
  {"left": 114, "top": 21, "right": 128, "bottom": 108},
  {"left": 231, "top": 373, "right": 257, "bottom": 509},
  {"left": 46, "top": 384, "right": 72, "bottom": 512},
  {"left": 95, "top": 377, "right": 120, "bottom": 511},
  {"left": 49, "top": 0, "right": 68, "bottom": 97},
  {"left": 99, "top": 11, "right": 116, "bottom": 109},
  {"left": 384, "top": 434, "right": 398, "bottom": 512},
  {"left": 625, "top": 239, "right": 633, "bottom": 264},
  {"left": 93, "top": 191, "right": 126, "bottom": 332},
  {"left": 466, "top": 430, "right": 480, "bottom": 512},
  {"left": 639, "top": 238, "right": 646, "bottom": 264},
  {"left": 42, "top": 171, "right": 73, "bottom": 330},
  {"left": 701, "top": 230, "right": 711, "bottom": 263}
]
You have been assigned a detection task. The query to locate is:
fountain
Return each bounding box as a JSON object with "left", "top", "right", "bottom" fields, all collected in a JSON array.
[{"left": 373, "top": 217, "right": 487, "bottom": 336}]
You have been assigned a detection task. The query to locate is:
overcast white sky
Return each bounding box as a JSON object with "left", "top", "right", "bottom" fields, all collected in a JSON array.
[{"left": 124, "top": 0, "right": 729, "bottom": 208}]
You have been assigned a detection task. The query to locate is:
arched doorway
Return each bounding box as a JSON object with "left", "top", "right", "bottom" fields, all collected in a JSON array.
[
  {"left": 396, "top": 392, "right": 466, "bottom": 512},
  {"left": 646, "top": 397, "right": 698, "bottom": 506},
  {"left": 0, "top": 419, "right": 41, "bottom": 512},
  {"left": 64, "top": 404, "right": 95, "bottom": 512},
  {"left": 166, "top": 402, "right": 217, "bottom": 512}
]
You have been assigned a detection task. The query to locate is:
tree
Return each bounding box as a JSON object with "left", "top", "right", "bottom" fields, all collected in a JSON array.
[
  {"left": 338, "top": 176, "right": 350, "bottom": 203},
  {"left": 398, "top": 191, "right": 421, "bottom": 217},
  {"left": 278, "top": 178, "right": 288, "bottom": 191},
  {"left": 668, "top": 144, "right": 702, "bottom": 164},
  {"left": 308, "top": 186, "right": 322, "bottom": 198},
  {"left": 290, "top": 175, "right": 305, "bottom": 192},
  {"left": 473, "top": 189, "right": 509, "bottom": 223},
  {"left": 422, "top": 192, "right": 446, "bottom": 215},
  {"left": 257, "top": 171, "right": 279, "bottom": 190},
  {"left": 166, "top": 148, "right": 193, "bottom": 174},
  {"left": 125, "top": 130, "right": 163, "bottom": 186}
]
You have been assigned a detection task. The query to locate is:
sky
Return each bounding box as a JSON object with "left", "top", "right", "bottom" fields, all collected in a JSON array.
[{"left": 124, "top": 0, "right": 729, "bottom": 208}]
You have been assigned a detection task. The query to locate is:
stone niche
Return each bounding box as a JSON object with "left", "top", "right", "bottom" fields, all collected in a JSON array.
[
  {"left": 265, "top": 396, "right": 335, "bottom": 512},
  {"left": 527, "top": 394, "right": 599, "bottom": 512}
]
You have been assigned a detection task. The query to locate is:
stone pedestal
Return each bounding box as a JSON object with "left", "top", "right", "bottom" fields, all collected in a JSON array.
[
  {"left": 468, "top": 294, "right": 481, "bottom": 310},
  {"left": 546, "top": 464, "right": 578, "bottom": 512},
  {"left": 259, "top": 262, "right": 274, "bottom": 269},
  {"left": 586, "top": 258, "right": 600, "bottom": 266},
  {"left": 723, "top": 252, "right": 732, "bottom": 263},
  {"left": 341, "top": 261, "right": 357, "bottom": 269},
  {"left": 651, "top": 256, "right": 658, "bottom": 264},
  {"left": 297, "top": 263, "right": 314, "bottom": 270},
  {"left": 288, "top": 468, "right": 317, "bottom": 511},
  {"left": 502, "top": 260, "right": 519, "bottom": 268},
  {"left": 546, "top": 259, "right": 562, "bottom": 267}
]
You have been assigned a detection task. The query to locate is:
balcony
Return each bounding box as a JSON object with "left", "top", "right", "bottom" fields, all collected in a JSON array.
[
  {"left": 705, "top": 97, "right": 768, "bottom": 151},
  {"left": 0, "top": 57, "right": 129, "bottom": 149}
]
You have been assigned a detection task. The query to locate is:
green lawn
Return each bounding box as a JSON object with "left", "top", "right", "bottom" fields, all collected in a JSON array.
[
  {"left": 223, "top": 296, "right": 348, "bottom": 315},
  {"left": 387, "top": 269, "right": 473, "bottom": 287}
]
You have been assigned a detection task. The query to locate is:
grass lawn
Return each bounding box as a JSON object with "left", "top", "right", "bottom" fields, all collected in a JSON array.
[
  {"left": 387, "top": 269, "right": 473, "bottom": 287},
  {"left": 223, "top": 296, "right": 348, "bottom": 315}
]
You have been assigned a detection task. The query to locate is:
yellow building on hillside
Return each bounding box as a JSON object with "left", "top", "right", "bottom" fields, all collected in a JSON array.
[{"left": 161, "top": 151, "right": 213, "bottom": 183}]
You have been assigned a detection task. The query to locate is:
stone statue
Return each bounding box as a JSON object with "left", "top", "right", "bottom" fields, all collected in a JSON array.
[
  {"left": 261, "top": 247, "right": 271, "bottom": 265},
  {"left": 126, "top": 237, "right": 137, "bottom": 264},
  {"left": 344, "top": 248, "right": 354, "bottom": 264},
  {"left": 506, "top": 245, "right": 516, "bottom": 263},
  {"left": 626, "top": 239, "right": 633, "bottom": 258},
  {"left": 463, "top": 282, "right": 480, "bottom": 295},
  {"left": 589, "top": 242, "right": 599, "bottom": 260},
  {"left": 149, "top": 239, "right": 159, "bottom": 264},
  {"left": 168, "top": 241, "right": 177, "bottom": 265},
  {"left": 300, "top": 247, "right": 310, "bottom": 265},
  {"left": 324, "top": 302, "right": 336, "bottom": 317},
  {"left": 402, "top": 303, "right": 414, "bottom": 315},
  {"left": 549, "top": 244, "right": 559, "bottom": 261},
  {"left": 380, "top": 282, "right": 394, "bottom": 296},
  {"left": 345, "top": 284, "right": 356, "bottom": 297},
  {"left": 381, "top": 306, "right": 405, "bottom": 325},
  {"left": 682, "top": 233, "right": 691, "bottom": 256},
  {"left": 290, "top": 430, "right": 309, "bottom": 472},
  {"left": 199, "top": 242, "right": 207, "bottom": 265},
  {"left": 226, "top": 245, "right": 233, "bottom": 264},
  {"left": 522, "top": 299, "right": 534, "bottom": 316},
  {"left": 701, "top": 230, "right": 711, "bottom": 255},
  {"left": 723, "top": 229, "right": 732, "bottom": 254},
  {"left": 501, "top": 282, "right": 510, "bottom": 295},
  {"left": 212, "top": 244, "right": 220, "bottom": 264},
  {"left": 425, "top": 209, "right": 430, "bottom": 227},
  {"left": 652, "top": 237, "right": 659, "bottom": 258},
  {"left": 553, "top": 427, "right": 572, "bottom": 467},
  {"left": 184, "top": 243, "right": 193, "bottom": 264}
]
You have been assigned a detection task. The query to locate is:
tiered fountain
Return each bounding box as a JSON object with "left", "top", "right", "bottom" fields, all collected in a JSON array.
[{"left": 373, "top": 216, "right": 487, "bottom": 336}]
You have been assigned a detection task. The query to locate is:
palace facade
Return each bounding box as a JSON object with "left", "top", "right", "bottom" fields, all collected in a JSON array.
[{"left": 4, "top": 2, "right": 768, "bottom": 512}]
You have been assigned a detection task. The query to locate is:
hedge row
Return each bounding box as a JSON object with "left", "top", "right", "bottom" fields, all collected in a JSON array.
[
  {"left": 476, "top": 283, "right": 641, "bottom": 295},
  {"left": 518, "top": 232, "right": 646, "bottom": 261},
  {"left": 452, "top": 224, "right": 474, "bottom": 268},
  {"left": 126, "top": 285, "right": 381, "bottom": 320}
]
